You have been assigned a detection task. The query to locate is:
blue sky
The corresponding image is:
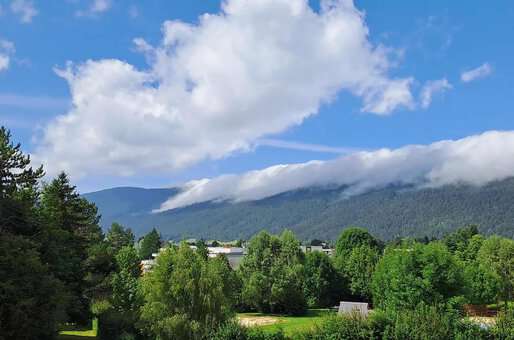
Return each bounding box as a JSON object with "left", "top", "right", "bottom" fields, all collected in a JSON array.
[{"left": 1, "top": 0, "right": 513, "bottom": 193}]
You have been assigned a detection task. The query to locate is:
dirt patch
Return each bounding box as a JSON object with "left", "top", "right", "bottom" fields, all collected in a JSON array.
[
  {"left": 238, "top": 316, "right": 281, "bottom": 327},
  {"left": 468, "top": 316, "right": 497, "bottom": 327}
]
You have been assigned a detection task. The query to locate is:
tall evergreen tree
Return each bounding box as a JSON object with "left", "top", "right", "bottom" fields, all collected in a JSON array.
[
  {"left": 0, "top": 126, "right": 65, "bottom": 339},
  {"left": 139, "top": 228, "right": 162, "bottom": 259},
  {"left": 40, "top": 172, "right": 108, "bottom": 324},
  {"left": 106, "top": 222, "right": 135, "bottom": 254}
]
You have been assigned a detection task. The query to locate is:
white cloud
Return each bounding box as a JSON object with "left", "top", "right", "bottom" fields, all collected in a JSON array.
[
  {"left": 0, "top": 39, "right": 15, "bottom": 72},
  {"left": 420, "top": 78, "right": 452, "bottom": 108},
  {"left": 461, "top": 63, "right": 492, "bottom": 83},
  {"left": 76, "top": 0, "right": 112, "bottom": 17},
  {"left": 158, "top": 130, "right": 514, "bottom": 211},
  {"left": 10, "top": 0, "right": 38, "bottom": 23},
  {"left": 257, "top": 138, "right": 361, "bottom": 154},
  {"left": 35, "top": 0, "right": 414, "bottom": 178}
]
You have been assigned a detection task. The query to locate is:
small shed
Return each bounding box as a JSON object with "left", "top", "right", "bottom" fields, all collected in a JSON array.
[{"left": 338, "top": 302, "right": 369, "bottom": 317}]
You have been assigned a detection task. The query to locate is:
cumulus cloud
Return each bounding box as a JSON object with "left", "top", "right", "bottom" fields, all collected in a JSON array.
[
  {"left": 420, "top": 78, "right": 452, "bottom": 108},
  {"left": 158, "top": 130, "right": 514, "bottom": 211},
  {"left": 0, "top": 39, "right": 15, "bottom": 72},
  {"left": 35, "top": 0, "right": 414, "bottom": 178},
  {"left": 461, "top": 63, "right": 492, "bottom": 83},
  {"left": 76, "top": 0, "right": 112, "bottom": 17},
  {"left": 10, "top": 0, "right": 38, "bottom": 23}
]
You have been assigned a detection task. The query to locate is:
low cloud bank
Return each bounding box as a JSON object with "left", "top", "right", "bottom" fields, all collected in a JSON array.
[{"left": 158, "top": 130, "right": 514, "bottom": 211}]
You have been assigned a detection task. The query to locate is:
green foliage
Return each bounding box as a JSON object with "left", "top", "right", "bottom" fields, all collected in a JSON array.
[
  {"left": 297, "top": 313, "right": 375, "bottom": 340},
  {"left": 246, "top": 329, "right": 287, "bottom": 340},
  {"left": 444, "top": 225, "right": 479, "bottom": 256},
  {"left": 382, "top": 304, "right": 458, "bottom": 340},
  {"left": 295, "top": 306, "right": 490, "bottom": 340},
  {"left": 40, "top": 172, "right": 110, "bottom": 324},
  {"left": 107, "top": 223, "right": 135, "bottom": 254},
  {"left": 493, "top": 309, "right": 514, "bottom": 340},
  {"left": 211, "top": 254, "right": 242, "bottom": 309},
  {"left": 139, "top": 243, "right": 234, "bottom": 339},
  {"left": 0, "top": 126, "right": 44, "bottom": 201},
  {"left": 196, "top": 239, "right": 209, "bottom": 260},
  {"left": 211, "top": 320, "right": 248, "bottom": 340},
  {"left": 462, "top": 261, "right": 500, "bottom": 305},
  {"left": 0, "top": 233, "right": 66, "bottom": 339},
  {"left": 0, "top": 127, "right": 66, "bottom": 339},
  {"left": 335, "top": 228, "right": 381, "bottom": 300},
  {"left": 239, "top": 230, "right": 306, "bottom": 315},
  {"left": 335, "top": 227, "right": 380, "bottom": 260},
  {"left": 138, "top": 228, "right": 161, "bottom": 260},
  {"left": 443, "top": 228, "right": 500, "bottom": 305},
  {"left": 345, "top": 245, "right": 380, "bottom": 300},
  {"left": 372, "top": 242, "right": 463, "bottom": 311},
  {"left": 112, "top": 246, "right": 142, "bottom": 313},
  {"left": 304, "top": 251, "right": 343, "bottom": 307},
  {"left": 479, "top": 236, "right": 514, "bottom": 310}
]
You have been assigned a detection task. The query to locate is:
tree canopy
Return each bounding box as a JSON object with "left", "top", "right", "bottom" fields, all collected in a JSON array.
[
  {"left": 372, "top": 242, "right": 462, "bottom": 311},
  {"left": 140, "top": 243, "right": 233, "bottom": 339}
]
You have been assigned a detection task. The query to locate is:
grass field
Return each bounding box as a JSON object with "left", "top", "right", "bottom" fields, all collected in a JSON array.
[
  {"left": 58, "top": 319, "right": 98, "bottom": 339},
  {"left": 238, "top": 309, "right": 332, "bottom": 336}
]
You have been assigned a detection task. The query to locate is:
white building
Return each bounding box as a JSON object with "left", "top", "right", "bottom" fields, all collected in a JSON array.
[{"left": 300, "top": 245, "right": 334, "bottom": 256}]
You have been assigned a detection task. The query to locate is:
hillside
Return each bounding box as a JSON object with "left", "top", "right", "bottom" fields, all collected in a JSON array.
[{"left": 83, "top": 179, "right": 514, "bottom": 241}]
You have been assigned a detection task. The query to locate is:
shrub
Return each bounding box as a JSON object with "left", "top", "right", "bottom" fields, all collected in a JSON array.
[
  {"left": 209, "top": 319, "right": 287, "bottom": 340},
  {"left": 454, "top": 320, "right": 492, "bottom": 340},
  {"left": 211, "top": 320, "right": 248, "bottom": 340},
  {"left": 493, "top": 309, "right": 514, "bottom": 340},
  {"left": 297, "top": 313, "right": 374, "bottom": 340},
  {"left": 247, "top": 328, "right": 287, "bottom": 340},
  {"left": 382, "top": 304, "right": 457, "bottom": 340}
]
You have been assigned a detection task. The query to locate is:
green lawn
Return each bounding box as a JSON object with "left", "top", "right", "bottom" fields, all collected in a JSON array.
[
  {"left": 238, "top": 309, "right": 331, "bottom": 336},
  {"left": 58, "top": 319, "right": 98, "bottom": 339}
]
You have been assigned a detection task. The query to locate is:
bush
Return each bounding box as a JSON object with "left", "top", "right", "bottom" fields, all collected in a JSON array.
[
  {"left": 211, "top": 320, "right": 248, "bottom": 340},
  {"left": 454, "top": 320, "right": 492, "bottom": 340},
  {"left": 368, "top": 310, "right": 394, "bottom": 339},
  {"left": 493, "top": 309, "right": 514, "bottom": 340},
  {"left": 382, "top": 304, "right": 457, "bottom": 340},
  {"left": 297, "top": 313, "right": 374, "bottom": 340},
  {"left": 247, "top": 328, "right": 287, "bottom": 340},
  {"left": 210, "top": 321, "right": 286, "bottom": 340}
]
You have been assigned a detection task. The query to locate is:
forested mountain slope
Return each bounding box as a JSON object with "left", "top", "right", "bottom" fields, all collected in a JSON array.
[{"left": 84, "top": 178, "right": 514, "bottom": 241}]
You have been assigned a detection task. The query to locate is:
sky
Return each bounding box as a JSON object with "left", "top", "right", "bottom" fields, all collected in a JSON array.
[{"left": 1, "top": 0, "right": 514, "bottom": 204}]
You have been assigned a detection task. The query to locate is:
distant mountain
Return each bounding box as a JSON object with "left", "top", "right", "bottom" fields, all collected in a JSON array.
[
  {"left": 83, "top": 179, "right": 514, "bottom": 241},
  {"left": 83, "top": 186, "right": 178, "bottom": 224}
]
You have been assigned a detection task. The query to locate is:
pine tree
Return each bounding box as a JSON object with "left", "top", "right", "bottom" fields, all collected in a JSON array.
[
  {"left": 139, "top": 228, "right": 162, "bottom": 259},
  {"left": 40, "top": 172, "right": 109, "bottom": 324},
  {"left": 0, "top": 126, "right": 65, "bottom": 338}
]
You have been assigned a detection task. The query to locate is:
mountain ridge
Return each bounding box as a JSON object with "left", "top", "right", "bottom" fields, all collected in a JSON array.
[{"left": 83, "top": 178, "right": 514, "bottom": 241}]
